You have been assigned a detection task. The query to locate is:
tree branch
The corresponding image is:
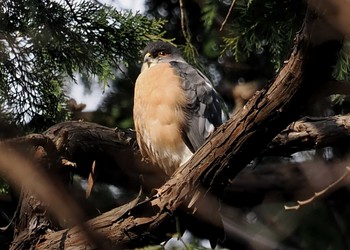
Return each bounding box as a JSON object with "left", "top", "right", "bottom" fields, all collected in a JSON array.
[{"left": 267, "top": 115, "right": 350, "bottom": 156}]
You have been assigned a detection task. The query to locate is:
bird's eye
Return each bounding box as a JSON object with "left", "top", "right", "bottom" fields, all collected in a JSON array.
[{"left": 158, "top": 51, "right": 166, "bottom": 56}]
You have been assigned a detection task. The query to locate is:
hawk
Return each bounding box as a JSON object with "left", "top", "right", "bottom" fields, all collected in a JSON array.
[{"left": 133, "top": 41, "right": 228, "bottom": 176}]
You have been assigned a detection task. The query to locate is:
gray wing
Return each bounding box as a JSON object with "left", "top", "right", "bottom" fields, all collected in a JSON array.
[{"left": 171, "top": 61, "right": 229, "bottom": 152}]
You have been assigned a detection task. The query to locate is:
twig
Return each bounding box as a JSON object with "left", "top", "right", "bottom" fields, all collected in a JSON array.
[
  {"left": 220, "top": 0, "right": 237, "bottom": 31},
  {"left": 179, "top": 0, "right": 190, "bottom": 43},
  {"left": 285, "top": 166, "right": 350, "bottom": 210}
]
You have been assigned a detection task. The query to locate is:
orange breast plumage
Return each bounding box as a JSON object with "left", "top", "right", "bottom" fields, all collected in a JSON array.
[{"left": 133, "top": 63, "right": 193, "bottom": 175}]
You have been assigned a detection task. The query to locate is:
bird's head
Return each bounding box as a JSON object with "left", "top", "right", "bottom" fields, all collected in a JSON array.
[{"left": 141, "top": 41, "right": 182, "bottom": 72}]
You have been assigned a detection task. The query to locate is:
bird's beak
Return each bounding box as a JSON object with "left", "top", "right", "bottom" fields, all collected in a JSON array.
[{"left": 141, "top": 52, "right": 157, "bottom": 72}]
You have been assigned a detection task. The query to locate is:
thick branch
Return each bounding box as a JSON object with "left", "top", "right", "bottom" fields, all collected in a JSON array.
[
  {"left": 268, "top": 115, "right": 350, "bottom": 156},
  {"left": 43, "top": 121, "right": 167, "bottom": 190}
]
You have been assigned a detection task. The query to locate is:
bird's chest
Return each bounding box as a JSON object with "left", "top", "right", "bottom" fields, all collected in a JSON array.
[{"left": 133, "top": 63, "right": 190, "bottom": 174}]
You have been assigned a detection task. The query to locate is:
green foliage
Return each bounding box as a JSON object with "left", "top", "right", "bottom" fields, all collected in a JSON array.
[
  {"left": 181, "top": 41, "right": 201, "bottom": 70},
  {"left": 320, "top": 36, "right": 350, "bottom": 109},
  {"left": 94, "top": 73, "right": 136, "bottom": 129},
  {"left": 0, "top": 178, "right": 9, "bottom": 194},
  {"left": 0, "top": 0, "right": 165, "bottom": 129},
  {"left": 222, "top": 0, "right": 305, "bottom": 71},
  {"left": 334, "top": 39, "right": 350, "bottom": 81},
  {"left": 201, "top": 0, "right": 218, "bottom": 32}
]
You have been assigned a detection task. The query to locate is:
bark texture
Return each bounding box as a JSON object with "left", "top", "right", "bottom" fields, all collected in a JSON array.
[{"left": 267, "top": 115, "right": 350, "bottom": 156}]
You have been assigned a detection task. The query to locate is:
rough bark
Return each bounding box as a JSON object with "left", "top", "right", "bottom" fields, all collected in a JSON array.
[
  {"left": 43, "top": 121, "right": 167, "bottom": 190},
  {"left": 267, "top": 115, "right": 350, "bottom": 156}
]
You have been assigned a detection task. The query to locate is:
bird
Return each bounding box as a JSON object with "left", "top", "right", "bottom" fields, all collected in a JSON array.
[{"left": 133, "top": 41, "right": 228, "bottom": 176}]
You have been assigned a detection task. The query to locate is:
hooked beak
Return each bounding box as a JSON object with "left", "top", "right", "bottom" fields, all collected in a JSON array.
[{"left": 141, "top": 52, "right": 157, "bottom": 72}]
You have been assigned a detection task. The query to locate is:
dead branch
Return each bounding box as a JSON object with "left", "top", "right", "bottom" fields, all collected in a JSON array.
[
  {"left": 267, "top": 115, "right": 350, "bottom": 156},
  {"left": 285, "top": 166, "right": 350, "bottom": 211},
  {"left": 43, "top": 121, "right": 167, "bottom": 190}
]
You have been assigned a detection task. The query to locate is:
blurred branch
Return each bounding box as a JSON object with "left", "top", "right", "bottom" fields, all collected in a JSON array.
[{"left": 0, "top": 135, "right": 110, "bottom": 250}]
